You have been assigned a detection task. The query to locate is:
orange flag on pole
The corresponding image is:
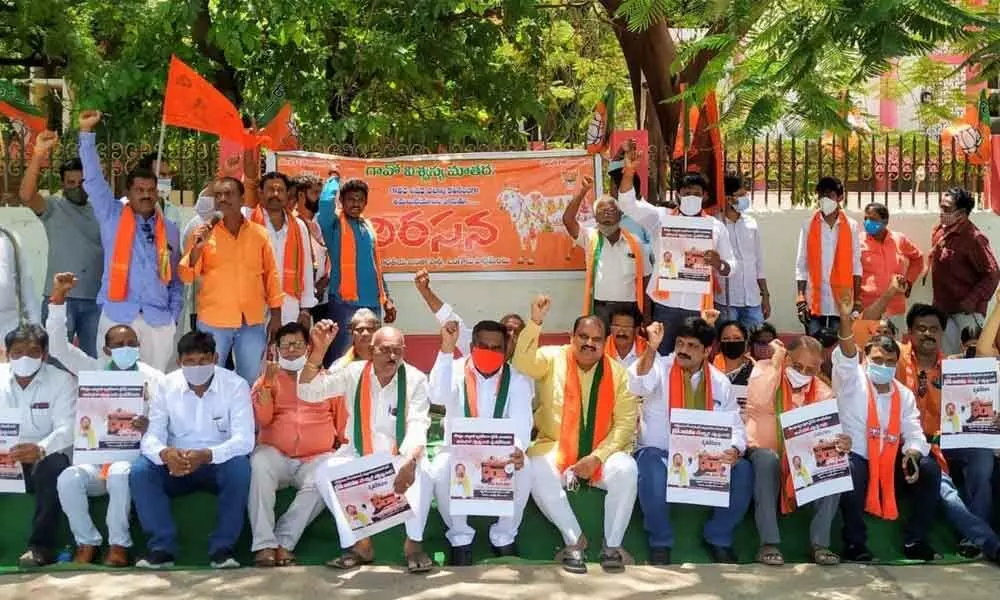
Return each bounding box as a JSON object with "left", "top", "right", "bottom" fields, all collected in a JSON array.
[
  {"left": 259, "top": 103, "right": 300, "bottom": 151},
  {"left": 162, "top": 55, "right": 248, "bottom": 143}
]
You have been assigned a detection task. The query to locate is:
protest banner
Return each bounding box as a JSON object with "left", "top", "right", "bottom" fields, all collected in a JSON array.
[
  {"left": 74, "top": 371, "right": 146, "bottom": 465},
  {"left": 940, "top": 358, "right": 1000, "bottom": 450},
  {"left": 666, "top": 408, "right": 732, "bottom": 508},
  {"left": 0, "top": 408, "right": 24, "bottom": 493},
  {"left": 326, "top": 453, "right": 413, "bottom": 539},
  {"left": 779, "top": 399, "right": 853, "bottom": 506},
  {"left": 269, "top": 149, "right": 601, "bottom": 273},
  {"left": 448, "top": 418, "right": 516, "bottom": 517},
  {"left": 654, "top": 215, "right": 714, "bottom": 296}
]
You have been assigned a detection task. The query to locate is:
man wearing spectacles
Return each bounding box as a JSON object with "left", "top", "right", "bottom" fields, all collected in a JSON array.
[
  {"left": 248, "top": 322, "right": 345, "bottom": 568},
  {"left": 78, "top": 110, "right": 183, "bottom": 373}
]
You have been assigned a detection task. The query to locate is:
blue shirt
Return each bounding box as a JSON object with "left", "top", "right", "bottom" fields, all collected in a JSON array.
[
  {"left": 317, "top": 178, "right": 389, "bottom": 307},
  {"left": 79, "top": 132, "right": 183, "bottom": 327}
]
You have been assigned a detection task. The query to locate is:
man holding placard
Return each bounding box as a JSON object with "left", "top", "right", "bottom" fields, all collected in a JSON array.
[
  {"left": 44, "top": 272, "right": 163, "bottom": 567},
  {"left": 2, "top": 324, "right": 77, "bottom": 568},
  {"left": 298, "top": 321, "right": 434, "bottom": 574},
  {"left": 429, "top": 319, "right": 534, "bottom": 565},
  {"left": 627, "top": 318, "right": 751, "bottom": 565},
  {"left": 744, "top": 335, "right": 849, "bottom": 566},
  {"left": 833, "top": 295, "right": 941, "bottom": 563},
  {"left": 513, "top": 295, "right": 638, "bottom": 575}
]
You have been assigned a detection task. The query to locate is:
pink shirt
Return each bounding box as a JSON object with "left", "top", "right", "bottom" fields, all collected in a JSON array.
[
  {"left": 744, "top": 356, "right": 834, "bottom": 452},
  {"left": 252, "top": 370, "right": 346, "bottom": 461}
]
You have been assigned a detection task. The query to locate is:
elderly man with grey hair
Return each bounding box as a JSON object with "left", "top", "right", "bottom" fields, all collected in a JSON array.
[
  {"left": 561, "top": 175, "right": 652, "bottom": 327},
  {"left": 330, "top": 308, "right": 382, "bottom": 369}
]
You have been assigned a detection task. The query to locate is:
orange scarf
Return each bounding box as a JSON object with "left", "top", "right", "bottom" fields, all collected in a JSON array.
[
  {"left": 776, "top": 370, "right": 819, "bottom": 514},
  {"left": 556, "top": 352, "right": 615, "bottom": 483},
  {"left": 354, "top": 361, "right": 406, "bottom": 456},
  {"left": 582, "top": 229, "right": 645, "bottom": 316},
  {"left": 896, "top": 346, "right": 950, "bottom": 474},
  {"left": 251, "top": 207, "right": 308, "bottom": 299},
  {"left": 108, "top": 205, "right": 171, "bottom": 301},
  {"left": 604, "top": 335, "right": 647, "bottom": 362},
  {"left": 806, "top": 211, "right": 853, "bottom": 315},
  {"left": 667, "top": 360, "right": 714, "bottom": 410},
  {"left": 339, "top": 212, "right": 387, "bottom": 305},
  {"left": 864, "top": 380, "right": 902, "bottom": 520}
]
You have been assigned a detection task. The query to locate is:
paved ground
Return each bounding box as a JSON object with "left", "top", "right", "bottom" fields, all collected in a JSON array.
[{"left": 0, "top": 563, "right": 997, "bottom": 600}]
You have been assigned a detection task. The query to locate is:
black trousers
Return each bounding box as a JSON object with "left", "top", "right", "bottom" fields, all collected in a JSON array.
[
  {"left": 23, "top": 452, "right": 70, "bottom": 551},
  {"left": 840, "top": 451, "right": 941, "bottom": 548}
]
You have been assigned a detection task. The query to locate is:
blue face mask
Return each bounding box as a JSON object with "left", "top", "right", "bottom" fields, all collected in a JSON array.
[
  {"left": 110, "top": 346, "right": 140, "bottom": 370},
  {"left": 734, "top": 195, "right": 750, "bottom": 212},
  {"left": 864, "top": 218, "right": 885, "bottom": 236},
  {"left": 867, "top": 362, "right": 896, "bottom": 385}
]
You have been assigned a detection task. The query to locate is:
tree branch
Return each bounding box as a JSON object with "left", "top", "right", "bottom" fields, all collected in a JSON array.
[
  {"left": 191, "top": 0, "right": 243, "bottom": 107},
  {"left": 0, "top": 54, "right": 66, "bottom": 67}
]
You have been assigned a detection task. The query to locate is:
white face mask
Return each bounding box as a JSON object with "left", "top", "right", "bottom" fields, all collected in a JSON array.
[
  {"left": 679, "top": 195, "right": 702, "bottom": 216},
  {"left": 278, "top": 355, "right": 308, "bottom": 372},
  {"left": 785, "top": 367, "right": 813, "bottom": 389},
  {"left": 194, "top": 195, "right": 216, "bottom": 220},
  {"left": 819, "top": 197, "right": 839, "bottom": 216},
  {"left": 11, "top": 356, "right": 42, "bottom": 378}
]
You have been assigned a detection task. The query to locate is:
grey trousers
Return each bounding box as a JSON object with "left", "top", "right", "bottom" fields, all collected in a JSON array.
[{"left": 747, "top": 447, "right": 838, "bottom": 548}]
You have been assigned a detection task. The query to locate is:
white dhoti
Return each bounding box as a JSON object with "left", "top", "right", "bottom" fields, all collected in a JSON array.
[
  {"left": 315, "top": 453, "right": 432, "bottom": 549},
  {"left": 248, "top": 445, "right": 331, "bottom": 552},
  {"left": 56, "top": 461, "right": 133, "bottom": 548},
  {"left": 430, "top": 449, "right": 532, "bottom": 548},
  {"left": 528, "top": 450, "right": 637, "bottom": 548}
]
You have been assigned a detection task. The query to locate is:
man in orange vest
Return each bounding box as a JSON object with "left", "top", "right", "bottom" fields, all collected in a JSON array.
[
  {"left": 794, "top": 177, "right": 862, "bottom": 349},
  {"left": 832, "top": 294, "right": 940, "bottom": 562}
]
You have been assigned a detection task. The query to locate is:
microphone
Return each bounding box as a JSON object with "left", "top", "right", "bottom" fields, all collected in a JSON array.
[{"left": 209, "top": 210, "right": 223, "bottom": 227}]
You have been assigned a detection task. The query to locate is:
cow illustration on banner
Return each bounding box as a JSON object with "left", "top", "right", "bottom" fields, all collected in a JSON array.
[{"left": 270, "top": 150, "right": 601, "bottom": 273}]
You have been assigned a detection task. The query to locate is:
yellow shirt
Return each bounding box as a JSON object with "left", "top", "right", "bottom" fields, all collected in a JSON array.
[{"left": 513, "top": 320, "right": 638, "bottom": 461}]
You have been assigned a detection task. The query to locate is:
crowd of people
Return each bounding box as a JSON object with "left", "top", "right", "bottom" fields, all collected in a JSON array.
[{"left": 2, "top": 116, "right": 1000, "bottom": 574}]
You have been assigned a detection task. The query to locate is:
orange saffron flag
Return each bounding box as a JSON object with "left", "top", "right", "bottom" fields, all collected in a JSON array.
[
  {"left": 260, "top": 103, "right": 300, "bottom": 151},
  {"left": 162, "top": 55, "right": 246, "bottom": 142}
]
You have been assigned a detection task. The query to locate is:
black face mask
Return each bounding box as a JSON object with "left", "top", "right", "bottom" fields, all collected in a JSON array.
[
  {"left": 63, "top": 187, "right": 88, "bottom": 205},
  {"left": 720, "top": 340, "right": 746, "bottom": 360}
]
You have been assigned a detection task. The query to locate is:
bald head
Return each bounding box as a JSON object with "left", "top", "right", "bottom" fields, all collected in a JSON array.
[
  {"left": 371, "top": 326, "right": 406, "bottom": 372},
  {"left": 372, "top": 326, "right": 404, "bottom": 346}
]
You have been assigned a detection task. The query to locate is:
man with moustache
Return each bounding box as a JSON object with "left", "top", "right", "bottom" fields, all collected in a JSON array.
[
  {"left": 513, "top": 295, "right": 638, "bottom": 574},
  {"left": 291, "top": 174, "right": 331, "bottom": 323},
  {"left": 604, "top": 306, "right": 646, "bottom": 368}
]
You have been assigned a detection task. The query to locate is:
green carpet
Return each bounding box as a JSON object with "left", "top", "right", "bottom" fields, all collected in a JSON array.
[{"left": 0, "top": 415, "right": 975, "bottom": 572}]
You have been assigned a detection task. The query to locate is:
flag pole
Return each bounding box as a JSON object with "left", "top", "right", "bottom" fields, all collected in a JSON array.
[{"left": 154, "top": 114, "right": 166, "bottom": 175}]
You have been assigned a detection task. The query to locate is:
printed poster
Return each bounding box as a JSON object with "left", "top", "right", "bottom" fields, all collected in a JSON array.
[
  {"left": 270, "top": 149, "right": 600, "bottom": 273},
  {"left": 0, "top": 408, "right": 25, "bottom": 493},
  {"left": 940, "top": 358, "right": 1000, "bottom": 450},
  {"left": 327, "top": 453, "right": 413, "bottom": 539},
  {"left": 655, "top": 215, "right": 714, "bottom": 296},
  {"left": 448, "top": 418, "right": 516, "bottom": 518},
  {"left": 666, "top": 408, "right": 732, "bottom": 508},
  {"left": 74, "top": 371, "right": 146, "bottom": 465},
  {"left": 779, "top": 400, "right": 853, "bottom": 506}
]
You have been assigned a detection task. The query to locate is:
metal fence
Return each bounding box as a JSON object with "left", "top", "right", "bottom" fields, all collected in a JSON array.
[{"left": 0, "top": 128, "right": 987, "bottom": 211}]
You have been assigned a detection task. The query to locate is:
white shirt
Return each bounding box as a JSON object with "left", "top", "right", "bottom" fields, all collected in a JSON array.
[
  {"left": 575, "top": 226, "right": 652, "bottom": 303},
  {"left": 715, "top": 212, "right": 765, "bottom": 307},
  {"left": 45, "top": 302, "right": 164, "bottom": 388},
  {"left": 610, "top": 343, "right": 641, "bottom": 369},
  {"left": 794, "top": 212, "right": 863, "bottom": 316},
  {"left": 429, "top": 353, "right": 534, "bottom": 450},
  {"left": 141, "top": 367, "right": 255, "bottom": 465},
  {"left": 616, "top": 188, "right": 736, "bottom": 310},
  {"left": 830, "top": 346, "right": 928, "bottom": 459},
  {"left": 434, "top": 303, "right": 474, "bottom": 357},
  {"left": 0, "top": 362, "right": 76, "bottom": 454},
  {"left": 0, "top": 227, "right": 40, "bottom": 340},
  {"left": 298, "top": 361, "right": 431, "bottom": 458},
  {"left": 264, "top": 214, "right": 317, "bottom": 324},
  {"left": 309, "top": 215, "right": 329, "bottom": 304},
  {"left": 627, "top": 354, "right": 746, "bottom": 452}
]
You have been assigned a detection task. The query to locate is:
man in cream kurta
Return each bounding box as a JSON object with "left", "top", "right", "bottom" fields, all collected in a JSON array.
[
  {"left": 296, "top": 321, "right": 433, "bottom": 572},
  {"left": 429, "top": 319, "right": 534, "bottom": 564},
  {"left": 513, "top": 296, "right": 638, "bottom": 575}
]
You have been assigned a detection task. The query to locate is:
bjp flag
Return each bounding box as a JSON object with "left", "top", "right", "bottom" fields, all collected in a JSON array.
[
  {"left": 673, "top": 90, "right": 725, "bottom": 212},
  {"left": 0, "top": 80, "right": 47, "bottom": 154},
  {"left": 942, "top": 89, "right": 992, "bottom": 166},
  {"left": 259, "top": 103, "right": 300, "bottom": 151},
  {"left": 163, "top": 56, "right": 248, "bottom": 143}
]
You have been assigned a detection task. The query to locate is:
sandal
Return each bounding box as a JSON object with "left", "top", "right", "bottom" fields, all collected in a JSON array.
[
  {"left": 326, "top": 549, "right": 374, "bottom": 570},
  {"left": 811, "top": 546, "right": 840, "bottom": 566},
  {"left": 756, "top": 544, "right": 785, "bottom": 566},
  {"left": 405, "top": 550, "right": 434, "bottom": 574},
  {"left": 275, "top": 547, "right": 297, "bottom": 567},
  {"left": 254, "top": 548, "right": 277, "bottom": 568}
]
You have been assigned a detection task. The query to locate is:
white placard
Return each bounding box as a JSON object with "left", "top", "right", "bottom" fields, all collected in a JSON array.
[
  {"left": 779, "top": 399, "right": 853, "bottom": 506},
  {"left": 655, "top": 215, "right": 714, "bottom": 296},
  {"left": 325, "top": 452, "right": 413, "bottom": 539},
  {"left": 940, "top": 358, "right": 1000, "bottom": 449},
  {"left": 666, "top": 408, "right": 732, "bottom": 508},
  {"left": 448, "top": 418, "right": 516, "bottom": 517},
  {"left": 0, "top": 408, "right": 25, "bottom": 493},
  {"left": 74, "top": 371, "right": 146, "bottom": 465}
]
